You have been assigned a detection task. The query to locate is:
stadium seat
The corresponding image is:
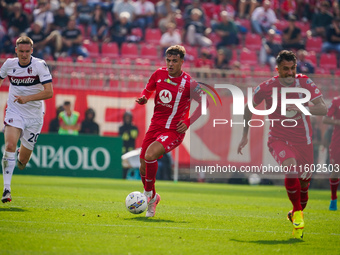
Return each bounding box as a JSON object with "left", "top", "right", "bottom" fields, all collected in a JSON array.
[
  {"left": 145, "top": 28, "right": 162, "bottom": 44},
  {"left": 295, "top": 21, "right": 310, "bottom": 36},
  {"left": 140, "top": 44, "right": 159, "bottom": 60},
  {"left": 315, "top": 68, "right": 331, "bottom": 75},
  {"left": 101, "top": 42, "right": 119, "bottom": 58},
  {"left": 95, "top": 57, "right": 112, "bottom": 74},
  {"left": 135, "top": 58, "right": 152, "bottom": 76},
  {"left": 183, "top": 45, "right": 198, "bottom": 62},
  {"left": 304, "top": 51, "right": 317, "bottom": 66},
  {"left": 121, "top": 43, "right": 139, "bottom": 58},
  {"left": 56, "top": 56, "right": 74, "bottom": 74},
  {"left": 319, "top": 53, "right": 337, "bottom": 70},
  {"left": 131, "top": 28, "right": 143, "bottom": 39},
  {"left": 235, "top": 18, "right": 251, "bottom": 32},
  {"left": 239, "top": 48, "right": 258, "bottom": 66},
  {"left": 116, "top": 58, "right": 132, "bottom": 75},
  {"left": 76, "top": 56, "right": 94, "bottom": 74},
  {"left": 305, "top": 36, "right": 322, "bottom": 53},
  {"left": 275, "top": 20, "right": 289, "bottom": 33},
  {"left": 201, "top": 2, "right": 216, "bottom": 19},
  {"left": 83, "top": 40, "right": 100, "bottom": 58},
  {"left": 244, "top": 33, "right": 262, "bottom": 51}
]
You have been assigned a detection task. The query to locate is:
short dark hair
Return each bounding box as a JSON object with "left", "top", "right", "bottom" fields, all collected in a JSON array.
[
  {"left": 165, "top": 45, "right": 186, "bottom": 59},
  {"left": 64, "top": 101, "right": 71, "bottom": 106},
  {"left": 16, "top": 36, "right": 33, "bottom": 47},
  {"left": 276, "top": 50, "right": 297, "bottom": 66}
]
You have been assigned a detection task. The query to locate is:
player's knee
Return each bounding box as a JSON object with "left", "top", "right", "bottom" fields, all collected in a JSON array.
[
  {"left": 144, "top": 151, "right": 157, "bottom": 161},
  {"left": 5, "top": 142, "right": 17, "bottom": 153},
  {"left": 300, "top": 180, "right": 309, "bottom": 188}
]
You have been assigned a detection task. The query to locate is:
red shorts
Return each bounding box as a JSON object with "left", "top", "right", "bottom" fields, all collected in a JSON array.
[
  {"left": 268, "top": 138, "right": 314, "bottom": 181},
  {"left": 140, "top": 123, "right": 185, "bottom": 160}
]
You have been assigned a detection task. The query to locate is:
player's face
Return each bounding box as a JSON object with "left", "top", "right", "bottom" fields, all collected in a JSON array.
[
  {"left": 276, "top": 59, "right": 296, "bottom": 86},
  {"left": 166, "top": 54, "right": 183, "bottom": 77},
  {"left": 16, "top": 43, "right": 33, "bottom": 66}
]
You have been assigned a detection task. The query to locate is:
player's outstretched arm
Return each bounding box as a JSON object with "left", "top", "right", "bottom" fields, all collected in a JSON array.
[
  {"left": 14, "top": 83, "right": 53, "bottom": 104},
  {"left": 135, "top": 95, "right": 148, "bottom": 105},
  {"left": 237, "top": 102, "right": 256, "bottom": 155}
]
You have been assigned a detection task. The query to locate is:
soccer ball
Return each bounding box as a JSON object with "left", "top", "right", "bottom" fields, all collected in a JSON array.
[
  {"left": 248, "top": 174, "right": 261, "bottom": 185},
  {"left": 125, "top": 191, "right": 147, "bottom": 214}
]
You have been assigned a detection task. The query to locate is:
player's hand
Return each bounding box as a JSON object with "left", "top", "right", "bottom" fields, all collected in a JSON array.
[
  {"left": 136, "top": 95, "right": 148, "bottom": 105},
  {"left": 176, "top": 120, "right": 188, "bottom": 133},
  {"left": 286, "top": 104, "right": 301, "bottom": 113},
  {"left": 237, "top": 136, "right": 248, "bottom": 155},
  {"left": 14, "top": 95, "right": 29, "bottom": 104}
]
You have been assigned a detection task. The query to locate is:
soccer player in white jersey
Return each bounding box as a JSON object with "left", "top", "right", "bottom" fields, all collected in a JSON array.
[{"left": 0, "top": 36, "right": 53, "bottom": 203}]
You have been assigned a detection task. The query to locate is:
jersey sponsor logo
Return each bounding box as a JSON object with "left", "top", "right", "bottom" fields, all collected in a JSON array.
[
  {"left": 8, "top": 75, "right": 39, "bottom": 86},
  {"left": 279, "top": 150, "right": 286, "bottom": 158},
  {"left": 27, "top": 66, "right": 32, "bottom": 74},
  {"left": 178, "top": 84, "right": 185, "bottom": 93},
  {"left": 164, "top": 78, "right": 177, "bottom": 86},
  {"left": 254, "top": 85, "right": 260, "bottom": 94},
  {"left": 157, "top": 79, "right": 161, "bottom": 83},
  {"left": 306, "top": 78, "right": 312, "bottom": 84},
  {"left": 13, "top": 69, "right": 16, "bottom": 73},
  {"left": 315, "top": 88, "right": 320, "bottom": 94},
  {"left": 159, "top": 89, "right": 172, "bottom": 103}
]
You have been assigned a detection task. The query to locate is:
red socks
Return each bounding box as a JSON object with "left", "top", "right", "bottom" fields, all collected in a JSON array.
[
  {"left": 144, "top": 159, "right": 158, "bottom": 198},
  {"left": 300, "top": 184, "right": 309, "bottom": 210},
  {"left": 285, "top": 176, "right": 302, "bottom": 213},
  {"left": 330, "top": 178, "right": 339, "bottom": 200}
]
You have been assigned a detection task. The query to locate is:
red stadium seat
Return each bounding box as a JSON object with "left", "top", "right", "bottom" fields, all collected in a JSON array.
[
  {"left": 304, "top": 51, "right": 317, "bottom": 66},
  {"left": 145, "top": 28, "right": 162, "bottom": 44},
  {"left": 75, "top": 56, "right": 94, "bottom": 74},
  {"left": 305, "top": 36, "right": 322, "bottom": 53},
  {"left": 201, "top": 2, "right": 216, "bottom": 19},
  {"left": 183, "top": 45, "right": 198, "bottom": 62},
  {"left": 235, "top": 18, "right": 251, "bottom": 32},
  {"left": 121, "top": 43, "right": 139, "bottom": 58},
  {"left": 116, "top": 58, "right": 132, "bottom": 75},
  {"left": 135, "top": 58, "right": 152, "bottom": 76},
  {"left": 131, "top": 28, "right": 143, "bottom": 38},
  {"left": 95, "top": 57, "right": 112, "bottom": 74},
  {"left": 56, "top": 56, "right": 74, "bottom": 73},
  {"left": 244, "top": 33, "right": 262, "bottom": 51},
  {"left": 101, "top": 42, "right": 119, "bottom": 58},
  {"left": 140, "top": 44, "right": 159, "bottom": 60},
  {"left": 239, "top": 48, "right": 258, "bottom": 66},
  {"left": 275, "top": 20, "right": 289, "bottom": 33},
  {"left": 83, "top": 40, "right": 99, "bottom": 58},
  {"left": 319, "top": 53, "right": 337, "bottom": 70}
]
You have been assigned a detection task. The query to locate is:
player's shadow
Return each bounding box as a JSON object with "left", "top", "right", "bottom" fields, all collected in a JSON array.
[
  {"left": 0, "top": 207, "right": 27, "bottom": 212},
  {"left": 124, "top": 217, "right": 189, "bottom": 224},
  {"left": 230, "top": 238, "right": 304, "bottom": 245}
]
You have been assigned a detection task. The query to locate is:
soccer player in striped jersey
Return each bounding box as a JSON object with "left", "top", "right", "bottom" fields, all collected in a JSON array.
[
  {"left": 136, "top": 45, "right": 206, "bottom": 217},
  {"left": 237, "top": 50, "right": 327, "bottom": 239},
  {"left": 323, "top": 96, "right": 340, "bottom": 211},
  {"left": 0, "top": 36, "right": 53, "bottom": 203}
]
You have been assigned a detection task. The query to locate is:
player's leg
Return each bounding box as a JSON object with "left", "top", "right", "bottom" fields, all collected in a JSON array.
[
  {"left": 329, "top": 171, "right": 339, "bottom": 211},
  {"left": 329, "top": 148, "right": 339, "bottom": 211},
  {"left": 2, "top": 126, "right": 21, "bottom": 203},
  {"left": 299, "top": 180, "right": 310, "bottom": 211},
  {"left": 17, "top": 144, "right": 33, "bottom": 170},
  {"left": 144, "top": 141, "right": 165, "bottom": 199},
  {"left": 139, "top": 158, "right": 146, "bottom": 188}
]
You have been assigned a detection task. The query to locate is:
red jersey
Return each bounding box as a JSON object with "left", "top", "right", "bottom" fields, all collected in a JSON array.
[
  {"left": 253, "top": 74, "right": 323, "bottom": 145},
  {"left": 327, "top": 96, "right": 340, "bottom": 148},
  {"left": 142, "top": 68, "right": 203, "bottom": 130}
]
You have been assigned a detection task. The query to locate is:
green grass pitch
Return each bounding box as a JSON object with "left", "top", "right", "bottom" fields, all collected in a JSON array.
[{"left": 0, "top": 175, "right": 339, "bottom": 255}]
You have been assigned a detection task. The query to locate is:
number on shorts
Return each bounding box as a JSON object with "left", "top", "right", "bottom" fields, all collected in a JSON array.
[
  {"left": 300, "top": 170, "right": 312, "bottom": 180},
  {"left": 28, "top": 133, "right": 39, "bottom": 143},
  {"left": 160, "top": 135, "right": 168, "bottom": 142}
]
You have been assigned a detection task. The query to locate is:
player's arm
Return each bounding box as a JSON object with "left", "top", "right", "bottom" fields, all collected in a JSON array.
[
  {"left": 309, "top": 96, "right": 327, "bottom": 115},
  {"left": 323, "top": 115, "right": 340, "bottom": 126},
  {"left": 14, "top": 82, "right": 53, "bottom": 104},
  {"left": 237, "top": 101, "right": 258, "bottom": 155},
  {"left": 136, "top": 72, "right": 157, "bottom": 105},
  {"left": 0, "top": 78, "right": 3, "bottom": 87}
]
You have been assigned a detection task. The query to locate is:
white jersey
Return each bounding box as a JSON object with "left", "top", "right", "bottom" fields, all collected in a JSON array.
[{"left": 0, "top": 56, "right": 52, "bottom": 118}]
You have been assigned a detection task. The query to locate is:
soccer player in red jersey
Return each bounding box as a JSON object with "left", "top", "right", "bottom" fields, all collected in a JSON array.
[
  {"left": 136, "top": 45, "right": 206, "bottom": 217},
  {"left": 237, "top": 50, "right": 327, "bottom": 239},
  {"left": 323, "top": 96, "right": 340, "bottom": 211}
]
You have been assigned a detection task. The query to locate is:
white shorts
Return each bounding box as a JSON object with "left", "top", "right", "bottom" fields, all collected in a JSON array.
[{"left": 4, "top": 110, "right": 43, "bottom": 151}]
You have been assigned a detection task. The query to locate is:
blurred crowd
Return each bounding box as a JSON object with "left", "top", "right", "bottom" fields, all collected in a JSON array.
[{"left": 1, "top": 0, "right": 340, "bottom": 73}]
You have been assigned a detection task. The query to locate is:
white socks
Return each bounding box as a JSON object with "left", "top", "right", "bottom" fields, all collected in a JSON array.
[{"left": 2, "top": 151, "right": 16, "bottom": 192}]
